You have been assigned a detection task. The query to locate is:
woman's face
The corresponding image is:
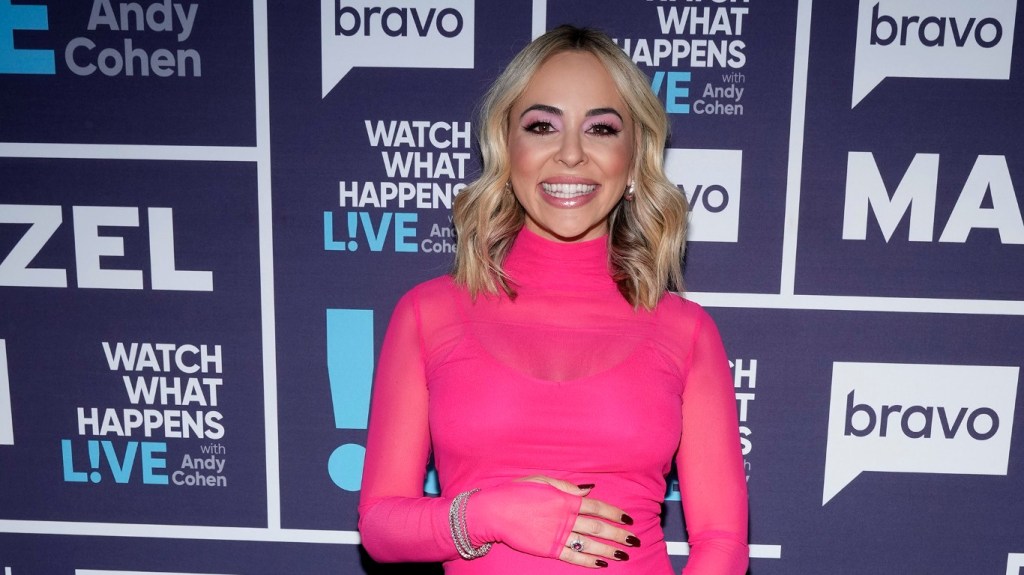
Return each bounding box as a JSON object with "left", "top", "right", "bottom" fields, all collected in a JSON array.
[{"left": 508, "top": 51, "right": 635, "bottom": 242}]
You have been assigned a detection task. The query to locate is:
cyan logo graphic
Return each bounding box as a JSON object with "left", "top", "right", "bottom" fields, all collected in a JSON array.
[
  {"left": 651, "top": 71, "right": 690, "bottom": 114},
  {"left": 325, "top": 309, "right": 438, "bottom": 493},
  {"left": 0, "top": 0, "right": 54, "bottom": 74},
  {"left": 326, "top": 309, "right": 374, "bottom": 491}
]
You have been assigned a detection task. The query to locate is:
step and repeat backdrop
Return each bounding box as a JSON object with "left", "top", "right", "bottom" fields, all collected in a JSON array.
[{"left": 2, "top": 0, "right": 1023, "bottom": 573}]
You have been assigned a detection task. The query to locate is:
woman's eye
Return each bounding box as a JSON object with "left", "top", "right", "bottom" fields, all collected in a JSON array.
[
  {"left": 588, "top": 123, "right": 620, "bottom": 136},
  {"left": 525, "top": 121, "right": 555, "bottom": 134}
]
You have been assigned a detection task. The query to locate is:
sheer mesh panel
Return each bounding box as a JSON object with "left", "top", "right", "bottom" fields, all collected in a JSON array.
[{"left": 358, "top": 228, "right": 748, "bottom": 573}]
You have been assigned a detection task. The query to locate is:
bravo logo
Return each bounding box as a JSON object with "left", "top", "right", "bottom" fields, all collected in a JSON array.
[
  {"left": 321, "top": 0, "right": 474, "bottom": 98},
  {"left": 852, "top": 0, "right": 1017, "bottom": 107},
  {"left": 823, "top": 362, "right": 1019, "bottom": 505},
  {"left": 663, "top": 148, "right": 741, "bottom": 242}
]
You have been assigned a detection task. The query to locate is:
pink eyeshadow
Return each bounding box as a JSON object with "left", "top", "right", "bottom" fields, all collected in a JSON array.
[
  {"left": 520, "top": 110, "right": 562, "bottom": 129},
  {"left": 584, "top": 114, "right": 622, "bottom": 131}
]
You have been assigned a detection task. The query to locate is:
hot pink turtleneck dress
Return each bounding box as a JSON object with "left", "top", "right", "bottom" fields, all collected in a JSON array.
[{"left": 358, "top": 227, "right": 749, "bottom": 574}]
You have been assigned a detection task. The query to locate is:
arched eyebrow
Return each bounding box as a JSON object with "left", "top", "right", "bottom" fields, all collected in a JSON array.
[
  {"left": 585, "top": 107, "right": 623, "bottom": 120},
  {"left": 519, "top": 104, "right": 561, "bottom": 118},
  {"left": 519, "top": 104, "right": 623, "bottom": 121}
]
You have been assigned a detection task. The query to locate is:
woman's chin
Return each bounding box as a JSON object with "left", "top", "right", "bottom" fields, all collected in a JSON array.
[{"left": 528, "top": 221, "right": 606, "bottom": 243}]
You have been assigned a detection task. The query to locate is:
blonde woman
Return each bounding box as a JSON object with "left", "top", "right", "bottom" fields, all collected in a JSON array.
[{"left": 358, "top": 25, "right": 749, "bottom": 574}]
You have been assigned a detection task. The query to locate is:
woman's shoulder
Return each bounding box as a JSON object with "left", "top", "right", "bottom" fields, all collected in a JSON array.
[
  {"left": 402, "top": 274, "right": 460, "bottom": 300},
  {"left": 390, "top": 274, "right": 467, "bottom": 359},
  {"left": 655, "top": 291, "right": 714, "bottom": 326},
  {"left": 392, "top": 274, "right": 465, "bottom": 320},
  {"left": 649, "top": 292, "right": 725, "bottom": 369},
  {"left": 652, "top": 291, "right": 724, "bottom": 346}
]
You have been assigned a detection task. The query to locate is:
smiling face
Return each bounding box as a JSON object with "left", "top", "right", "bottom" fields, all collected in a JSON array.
[{"left": 507, "top": 50, "right": 636, "bottom": 243}]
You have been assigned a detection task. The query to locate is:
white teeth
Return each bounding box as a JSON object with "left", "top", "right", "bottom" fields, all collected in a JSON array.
[{"left": 541, "top": 183, "right": 597, "bottom": 197}]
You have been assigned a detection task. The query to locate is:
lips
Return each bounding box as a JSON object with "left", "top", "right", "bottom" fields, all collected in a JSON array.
[
  {"left": 536, "top": 179, "right": 598, "bottom": 207},
  {"left": 540, "top": 182, "right": 597, "bottom": 198}
]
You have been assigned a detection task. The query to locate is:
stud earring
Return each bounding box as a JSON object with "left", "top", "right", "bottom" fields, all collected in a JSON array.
[{"left": 624, "top": 181, "right": 635, "bottom": 201}]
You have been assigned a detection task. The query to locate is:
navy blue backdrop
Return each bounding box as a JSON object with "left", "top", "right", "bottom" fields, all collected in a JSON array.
[{"left": 2, "top": 1, "right": 1022, "bottom": 573}]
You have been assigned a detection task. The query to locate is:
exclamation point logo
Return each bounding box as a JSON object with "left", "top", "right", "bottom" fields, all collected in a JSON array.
[
  {"left": 325, "top": 309, "right": 374, "bottom": 491},
  {"left": 323, "top": 310, "right": 441, "bottom": 494},
  {"left": 324, "top": 212, "right": 360, "bottom": 251}
]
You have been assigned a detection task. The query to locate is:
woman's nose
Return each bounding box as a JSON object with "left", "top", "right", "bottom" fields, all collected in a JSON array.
[{"left": 555, "top": 131, "right": 586, "bottom": 167}]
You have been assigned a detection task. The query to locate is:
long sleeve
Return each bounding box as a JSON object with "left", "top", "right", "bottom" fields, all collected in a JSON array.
[
  {"left": 358, "top": 290, "right": 459, "bottom": 562},
  {"left": 676, "top": 308, "right": 749, "bottom": 574}
]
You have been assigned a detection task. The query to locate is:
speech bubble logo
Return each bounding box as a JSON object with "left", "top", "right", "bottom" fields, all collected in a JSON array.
[
  {"left": 321, "top": 0, "right": 475, "bottom": 98},
  {"left": 1008, "top": 553, "right": 1024, "bottom": 574},
  {"left": 664, "top": 148, "right": 742, "bottom": 243},
  {"left": 823, "top": 362, "right": 1018, "bottom": 505},
  {"left": 851, "top": 0, "right": 1017, "bottom": 107}
]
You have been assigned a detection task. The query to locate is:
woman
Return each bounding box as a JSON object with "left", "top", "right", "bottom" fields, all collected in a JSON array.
[{"left": 358, "top": 26, "right": 748, "bottom": 574}]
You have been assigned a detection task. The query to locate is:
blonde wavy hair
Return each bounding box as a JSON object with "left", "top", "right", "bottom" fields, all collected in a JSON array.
[{"left": 452, "top": 25, "right": 687, "bottom": 310}]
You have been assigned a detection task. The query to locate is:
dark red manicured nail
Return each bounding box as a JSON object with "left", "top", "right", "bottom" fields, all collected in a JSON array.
[
  {"left": 577, "top": 483, "right": 596, "bottom": 490},
  {"left": 614, "top": 550, "right": 629, "bottom": 561},
  {"left": 595, "top": 559, "right": 609, "bottom": 568},
  {"left": 621, "top": 514, "right": 633, "bottom": 525},
  {"left": 625, "top": 535, "right": 641, "bottom": 547}
]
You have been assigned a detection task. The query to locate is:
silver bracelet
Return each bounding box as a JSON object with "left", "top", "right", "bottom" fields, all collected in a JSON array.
[{"left": 449, "top": 489, "right": 492, "bottom": 559}]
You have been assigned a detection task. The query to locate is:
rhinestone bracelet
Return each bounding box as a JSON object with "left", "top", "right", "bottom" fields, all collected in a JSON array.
[{"left": 449, "top": 489, "right": 492, "bottom": 560}]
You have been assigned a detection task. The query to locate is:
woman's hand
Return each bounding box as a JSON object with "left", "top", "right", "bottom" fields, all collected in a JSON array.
[
  {"left": 465, "top": 475, "right": 638, "bottom": 568},
  {"left": 523, "top": 476, "right": 639, "bottom": 568}
]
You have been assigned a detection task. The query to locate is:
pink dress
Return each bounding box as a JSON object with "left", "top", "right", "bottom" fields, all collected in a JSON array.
[{"left": 358, "top": 227, "right": 749, "bottom": 574}]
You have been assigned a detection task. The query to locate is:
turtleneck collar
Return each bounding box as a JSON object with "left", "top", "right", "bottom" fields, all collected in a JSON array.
[{"left": 504, "top": 226, "right": 618, "bottom": 292}]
